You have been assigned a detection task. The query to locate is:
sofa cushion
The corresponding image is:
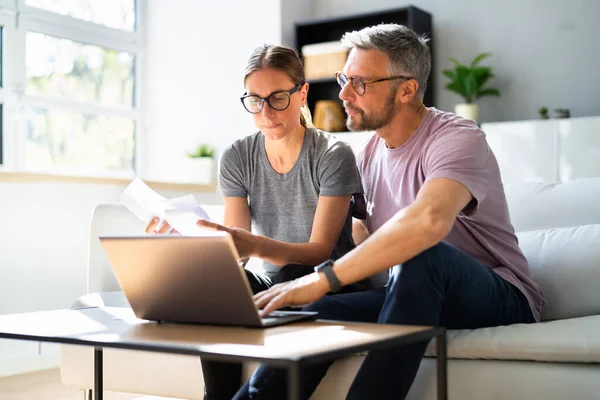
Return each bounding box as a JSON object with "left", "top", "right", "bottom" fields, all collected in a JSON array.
[
  {"left": 424, "top": 314, "right": 600, "bottom": 363},
  {"left": 72, "top": 291, "right": 130, "bottom": 308},
  {"left": 516, "top": 224, "right": 600, "bottom": 321},
  {"left": 504, "top": 178, "right": 600, "bottom": 232}
]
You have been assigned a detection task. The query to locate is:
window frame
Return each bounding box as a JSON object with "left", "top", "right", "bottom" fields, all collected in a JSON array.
[{"left": 0, "top": 0, "right": 146, "bottom": 177}]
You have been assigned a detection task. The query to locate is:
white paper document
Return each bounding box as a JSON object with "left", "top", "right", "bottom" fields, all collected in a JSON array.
[{"left": 119, "top": 178, "right": 212, "bottom": 235}]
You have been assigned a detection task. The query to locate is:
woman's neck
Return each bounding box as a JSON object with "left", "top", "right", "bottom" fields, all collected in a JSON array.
[{"left": 264, "top": 124, "right": 306, "bottom": 174}]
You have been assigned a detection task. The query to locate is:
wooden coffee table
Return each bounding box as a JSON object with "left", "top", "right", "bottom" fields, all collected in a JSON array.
[{"left": 0, "top": 307, "right": 447, "bottom": 400}]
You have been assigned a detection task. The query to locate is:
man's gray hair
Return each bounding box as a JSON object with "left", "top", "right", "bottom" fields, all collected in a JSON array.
[{"left": 341, "top": 24, "right": 431, "bottom": 99}]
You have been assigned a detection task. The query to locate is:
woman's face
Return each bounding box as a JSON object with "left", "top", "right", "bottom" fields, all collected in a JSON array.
[{"left": 244, "top": 68, "right": 307, "bottom": 141}]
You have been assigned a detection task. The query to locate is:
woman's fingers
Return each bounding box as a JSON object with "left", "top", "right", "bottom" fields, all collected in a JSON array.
[
  {"left": 145, "top": 217, "right": 174, "bottom": 234},
  {"left": 145, "top": 217, "right": 160, "bottom": 234},
  {"left": 197, "top": 219, "right": 231, "bottom": 233}
]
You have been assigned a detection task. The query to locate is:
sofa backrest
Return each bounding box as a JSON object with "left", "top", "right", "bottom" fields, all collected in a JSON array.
[
  {"left": 504, "top": 178, "right": 600, "bottom": 232},
  {"left": 504, "top": 177, "right": 600, "bottom": 321},
  {"left": 88, "top": 178, "right": 600, "bottom": 321}
]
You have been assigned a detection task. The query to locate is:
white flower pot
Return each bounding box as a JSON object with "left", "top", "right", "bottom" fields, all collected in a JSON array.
[
  {"left": 184, "top": 157, "right": 214, "bottom": 184},
  {"left": 455, "top": 103, "right": 479, "bottom": 123}
]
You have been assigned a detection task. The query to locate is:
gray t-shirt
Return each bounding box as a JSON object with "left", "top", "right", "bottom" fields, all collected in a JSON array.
[{"left": 218, "top": 127, "right": 363, "bottom": 280}]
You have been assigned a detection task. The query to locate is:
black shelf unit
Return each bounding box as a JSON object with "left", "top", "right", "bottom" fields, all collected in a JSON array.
[{"left": 295, "top": 6, "right": 434, "bottom": 124}]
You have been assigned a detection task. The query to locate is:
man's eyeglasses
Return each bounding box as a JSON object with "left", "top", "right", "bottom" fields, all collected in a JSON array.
[
  {"left": 240, "top": 82, "right": 304, "bottom": 114},
  {"left": 335, "top": 72, "right": 414, "bottom": 96}
]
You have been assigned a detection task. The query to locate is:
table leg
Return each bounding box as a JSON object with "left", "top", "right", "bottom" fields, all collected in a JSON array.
[
  {"left": 287, "top": 361, "right": 302, "bottom": 400},
  {"left": 94, "top": 347, "right": 103, "bottom": 400},
  {"left": 436, "top": 332, "right": 448, "bottom": 400}
]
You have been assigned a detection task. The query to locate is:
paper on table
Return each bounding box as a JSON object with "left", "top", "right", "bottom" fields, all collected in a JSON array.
[{"left": 119, "top": 178, "right": 212, "bottom": 233}]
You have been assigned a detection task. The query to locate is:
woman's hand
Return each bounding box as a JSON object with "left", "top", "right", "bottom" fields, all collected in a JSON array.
[
  {"left": 145, "top": 217, "right": 178, "bottom": 234},
  {"left": 197, "top": 219, "right": 260, "bottom": 259},
  {"left": 253, "top": 272, "right": 330, "bottom": 316}
]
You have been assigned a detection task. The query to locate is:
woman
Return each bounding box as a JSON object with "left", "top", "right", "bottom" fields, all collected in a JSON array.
[{"left": 149, "top": 44, "right": 365, "bottom": 400}]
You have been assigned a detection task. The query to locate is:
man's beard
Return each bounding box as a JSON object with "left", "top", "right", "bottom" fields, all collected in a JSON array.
[{"left": 345, "top": 90, "right": 398, "bottom": 132}]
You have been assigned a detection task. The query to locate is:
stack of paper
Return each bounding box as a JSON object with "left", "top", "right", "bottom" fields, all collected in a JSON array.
[{"left": 119, "top": 178, "right": 212, "bottom": 235}]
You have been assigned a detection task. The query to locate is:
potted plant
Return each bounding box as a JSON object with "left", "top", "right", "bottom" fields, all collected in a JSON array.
[
  {"left": 185, "top": 144, "right": 216, "bottom": 184},
  {"left": 443, "top": 53, "right": 500, "bottom": 122},
  {"left": 539, "top": 106, "right": 549, "bottom": 119}
]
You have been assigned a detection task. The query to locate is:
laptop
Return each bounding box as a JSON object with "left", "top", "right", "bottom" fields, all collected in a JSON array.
[{"left": 99, "top": 233, "right": 318, "bottom": 328}]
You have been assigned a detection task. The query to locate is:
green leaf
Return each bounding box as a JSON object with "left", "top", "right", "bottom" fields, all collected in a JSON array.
[
  {"left": 442, "top": 70, "right": 456, "bottom": 80},
  {"left": 444, "top": 53, "right": 500, "bottom": 103},
  {"left": 476, "top": 88, "right": 501, "bottom": 98},
  {"left": 470, "top": 53, "right": 491, "bottom": 68},
  {"left": 445, "top": 82, "right": 467, "bottom": 98},
  {"left": 449, "top": 57, "right": 465, "bottom": 68}
]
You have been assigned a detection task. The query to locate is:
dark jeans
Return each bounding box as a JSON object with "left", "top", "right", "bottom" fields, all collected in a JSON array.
[
  {"left": 233, "top": 242, "right": 535, "bottom": 400},
  {"left": 202, "top": 264, "right": 365, "bottom": 400}
]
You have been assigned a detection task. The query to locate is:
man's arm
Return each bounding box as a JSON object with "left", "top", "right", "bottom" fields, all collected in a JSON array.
[
  {"left": 332, "top": 178, "right": 473, "bottom": 285},
  {"left": 254, "top": 178, "right": 473, "bottom": 314}
]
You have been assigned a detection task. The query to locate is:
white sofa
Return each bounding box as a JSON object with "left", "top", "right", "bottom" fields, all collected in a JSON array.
[{"left": 61, "top": 178, "right": 600, "bottom": 399}]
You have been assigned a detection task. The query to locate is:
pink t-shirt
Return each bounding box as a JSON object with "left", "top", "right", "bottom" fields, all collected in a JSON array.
[{"left": 358, "top": 108, "right": 546, "bottom": 322}]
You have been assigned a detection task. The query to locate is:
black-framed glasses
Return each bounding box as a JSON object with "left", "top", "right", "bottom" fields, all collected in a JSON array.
[
  {"left": 335, "top": 72, "right": 414, "bottom": 96},
  {"left": 240, "top": 82, "right": 304, "bottom": 114}
]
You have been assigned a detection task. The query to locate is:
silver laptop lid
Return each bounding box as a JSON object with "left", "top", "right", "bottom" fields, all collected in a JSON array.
[{"left": 99, "top": 234, "right": 263, "bottom": 327}]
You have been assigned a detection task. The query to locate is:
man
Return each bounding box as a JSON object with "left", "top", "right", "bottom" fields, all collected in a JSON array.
[{"left": 233, "top": 24, "right": 546, "bottom": 399}]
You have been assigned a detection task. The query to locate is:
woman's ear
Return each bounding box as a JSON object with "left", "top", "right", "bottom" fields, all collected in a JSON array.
[{"left": 301, "top": 82, "right": 310, "bottom": 105}]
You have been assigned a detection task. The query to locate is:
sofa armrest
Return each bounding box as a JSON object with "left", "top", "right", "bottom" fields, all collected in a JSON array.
[{"left": 72, "top": 291, "right": 130, "bottom": 309}]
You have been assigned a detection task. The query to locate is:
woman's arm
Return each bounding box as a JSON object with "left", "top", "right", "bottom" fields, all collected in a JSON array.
[
  {"left": 352, "top": 218, "right": 370, "bottom": 245},
  {"left": 198, "top": 195, "right": 352, "bottom": 267},
  {"left": 223, "top": 197, "right": 251, "bottom": 231},
  {"left": 254, "top": 195, "right": 352, "bottom": 266}
]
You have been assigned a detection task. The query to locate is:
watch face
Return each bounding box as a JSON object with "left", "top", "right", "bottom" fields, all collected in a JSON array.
[{"left": 316, "top": 260, "right": 333, "bottom": 271}]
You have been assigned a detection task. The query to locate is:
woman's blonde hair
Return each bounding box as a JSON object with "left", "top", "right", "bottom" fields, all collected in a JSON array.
[{"left": 244, "top": 44, "right": 313, "bottom": 128}]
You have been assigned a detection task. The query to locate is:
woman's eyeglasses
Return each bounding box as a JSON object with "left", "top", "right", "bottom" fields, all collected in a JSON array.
[
  {"left": 335, "top": 72, "right": 414, "bottom": 96},
  {"left": 240, "top": 82, "right": 304, "bottom": 114}
]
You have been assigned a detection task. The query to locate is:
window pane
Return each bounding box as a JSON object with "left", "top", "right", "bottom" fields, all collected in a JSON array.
[
  {"left": 0, "top": 104, "right": 3, "bottom": 165},
  {"left": 0, "top": 27, "right": 3, "bottom": 88},
  {"left": 26, "top": 108, "right": 135, "bottom": 173},
  {"left": 26, "top": 0, "right": 135, "bottom": 31},
  {"left": 26, "top": 32, "right": 135, "bottom": 108}
]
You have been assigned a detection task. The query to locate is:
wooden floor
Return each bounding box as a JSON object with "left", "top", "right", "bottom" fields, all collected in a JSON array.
[{"left": 0, "top": 369, "right": 182, "bottom": 400}]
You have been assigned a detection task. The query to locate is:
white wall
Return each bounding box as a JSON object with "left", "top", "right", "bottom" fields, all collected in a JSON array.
[
  {"left": 145, "top": 0, "right": 283, "bottom": 182},
  {"left": 313, "top": 0, "right": 600, "bottom": 123},
  {"left": 281, "top": 0, "right": 315, "bottom": 47}
]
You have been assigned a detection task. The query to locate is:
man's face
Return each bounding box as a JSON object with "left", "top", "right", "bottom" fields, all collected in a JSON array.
[{"left": 339, "top": 49, "right": 399, "bottom": 132}]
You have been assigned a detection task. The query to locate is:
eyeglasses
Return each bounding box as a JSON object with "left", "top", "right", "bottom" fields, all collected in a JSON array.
[
  {"left": 335, "top": 72, "right": 414, "bottom": 96},
  {"left": 240, "top": 82, "right": 304, "bottom": 114}
]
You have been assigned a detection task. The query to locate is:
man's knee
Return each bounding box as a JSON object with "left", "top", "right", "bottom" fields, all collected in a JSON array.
[
  {"left": 391, "top": 242, "right": 454, "bottom": 283},
  {"left": 302, "top": 295, "right": 342, "bottom": 319}
]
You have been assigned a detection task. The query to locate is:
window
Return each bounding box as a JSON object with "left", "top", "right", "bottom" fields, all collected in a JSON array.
[
  {"left": 0, "top": 0, "right": 145, "bottom": 176},
  {"left": 0, "top": 27, "right": 3, "bottom": 165},
  {"left": 26, "top": 0, "right": 136, "bottom": 31}
]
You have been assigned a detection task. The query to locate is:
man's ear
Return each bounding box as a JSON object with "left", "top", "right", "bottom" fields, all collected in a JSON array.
[{"left": 397, "top": 79, "right": 419, "bottom": 104}]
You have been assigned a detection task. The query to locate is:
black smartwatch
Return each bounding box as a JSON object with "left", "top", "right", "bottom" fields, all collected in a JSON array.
[{"left": 314, "top": 259, "right": 342, "bottom": 293}]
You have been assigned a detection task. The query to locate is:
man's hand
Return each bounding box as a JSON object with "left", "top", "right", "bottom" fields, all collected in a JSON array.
[
  {"left": 253, "top": 272, "right": 330, "bottom": 316},
  {"left": 197, "top": 219, "right": 258, "bottom": 259}
]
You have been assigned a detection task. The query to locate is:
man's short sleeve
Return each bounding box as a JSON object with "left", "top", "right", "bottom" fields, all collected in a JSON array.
[
  {"left": 424, "top": 128, "right": 490, "bottom": 216},
  {"left": 218, "top": 145, "right": 247, "bottom": 198},
  {"left": 318, "top": 141, "right": 364, "bottom": 197}
]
